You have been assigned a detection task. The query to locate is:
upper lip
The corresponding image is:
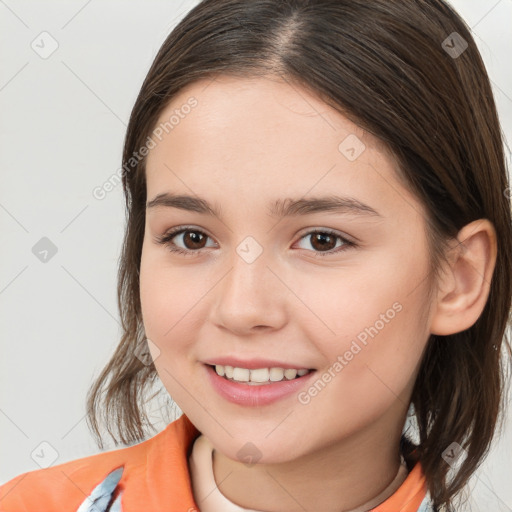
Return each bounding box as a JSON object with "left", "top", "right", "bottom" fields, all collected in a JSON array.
[{"left": 203, "top": 357, "right": 314, "bottom": 370}]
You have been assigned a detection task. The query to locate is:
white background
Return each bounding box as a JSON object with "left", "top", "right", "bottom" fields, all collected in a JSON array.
[{"left": 1, "top": 1, "right": 511, "bottom": 509}]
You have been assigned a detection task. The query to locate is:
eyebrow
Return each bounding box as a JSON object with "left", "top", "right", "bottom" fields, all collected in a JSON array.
[{"left": 146, "top": 192, "right": 382, "bottom": 219}]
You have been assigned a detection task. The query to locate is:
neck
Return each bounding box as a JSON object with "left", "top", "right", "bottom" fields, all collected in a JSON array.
[{"left": 211, "top": 405, "right": 409, "bottom": 512}]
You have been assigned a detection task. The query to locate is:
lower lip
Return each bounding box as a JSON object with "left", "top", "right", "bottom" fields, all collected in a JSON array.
[{"left": 204, "top": 364, "right": 317, "bottom": 406}]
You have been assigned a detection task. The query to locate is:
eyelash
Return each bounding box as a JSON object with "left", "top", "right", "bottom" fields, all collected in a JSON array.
[{"left": 154, "top": 226, "right": 356, "bottom": 258}]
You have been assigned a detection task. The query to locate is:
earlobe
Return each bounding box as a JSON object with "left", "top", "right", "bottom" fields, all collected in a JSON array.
[{"left": 429, "top": 219, "right": 497, "bottom": 336}]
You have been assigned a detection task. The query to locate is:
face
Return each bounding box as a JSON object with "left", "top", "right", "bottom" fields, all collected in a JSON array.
[{"left": 140, "top": 75, "right": 435, "bottom": 465}]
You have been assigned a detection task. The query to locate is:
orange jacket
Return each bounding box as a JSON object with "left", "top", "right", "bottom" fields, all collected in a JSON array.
[{"left": 0, "top": 414, "right": 429, "bottom": 511}]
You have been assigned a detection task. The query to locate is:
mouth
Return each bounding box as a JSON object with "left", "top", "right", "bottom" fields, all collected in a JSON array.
[
  {"left": 204, "top": 362, "right": 317, "bottom": 406},
  {"left": 206, "top": 364, "right": 315, "bottom": 386}
]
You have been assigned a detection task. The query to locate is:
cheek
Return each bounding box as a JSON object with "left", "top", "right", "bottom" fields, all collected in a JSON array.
[
  {"left": 140, "top": 249, "right": 186, "bottom": 349},
  {"left": 297, "top": 295, "right": 429, "bottom": 438},
  {"left": 297, "top": 244, "right": 430, "bottom": 382},
  {"left": 139, "top": 256, "right": 198, "bottom": 402},
  {"left": 139, "top": 247, "right": 213, "bottom": 361},
  {"left": 290, "top": 254, "right": 418, "bottom": 344}
]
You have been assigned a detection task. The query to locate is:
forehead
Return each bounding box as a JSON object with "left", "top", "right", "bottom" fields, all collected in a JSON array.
[
  {"left": 144, "top": 75, "right": 424, "bottom": 222},
  {"left": 150, "top": 74, "right": 372, "bottom": 153}
]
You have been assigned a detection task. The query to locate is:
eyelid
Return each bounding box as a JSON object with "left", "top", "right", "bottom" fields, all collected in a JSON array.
[
  {"left": 154, "top": 225, "right": 357, "bottom": 257},
  {"left": 153, "top": 225, "right": 218, "bottom": 250},
  {"left": 295, "top": 226, "right": 357, "bottom": 245}
]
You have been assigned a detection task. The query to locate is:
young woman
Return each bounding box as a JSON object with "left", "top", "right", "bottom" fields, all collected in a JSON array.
[{"left": 1, "top": 1, "right": 511, "bottom": 511}]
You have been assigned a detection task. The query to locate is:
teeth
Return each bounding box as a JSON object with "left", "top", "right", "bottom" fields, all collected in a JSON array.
[
  {"left": 250, "top": 368, "right": 270, "bottom": 382},
  {"left": 212, "top": 364, "right": 311, "bottom": 384},
  {"left": 233, "top": 367, "right": 250, "bottom": 382},
  {"left": 284, "top": 369, "right": 297, "bottom": 379},
  {"left": 270, "top": 367, "right": 284, "bottom": 381}
]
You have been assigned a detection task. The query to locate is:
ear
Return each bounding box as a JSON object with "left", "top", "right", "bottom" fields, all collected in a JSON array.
[{"left": 429, "top": 219, "right": 498, "bottom": 336}]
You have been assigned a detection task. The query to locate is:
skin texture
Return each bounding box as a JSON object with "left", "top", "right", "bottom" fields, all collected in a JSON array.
[{"left": 139, "top": 75, "right": 497, "bottom": 512}]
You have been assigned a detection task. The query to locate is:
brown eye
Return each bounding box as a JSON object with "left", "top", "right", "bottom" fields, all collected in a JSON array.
[
  {"left": 155, "top": 227, "right": 216, "bottom": 256},
  {"left": 295, "top": 229, "right": 353, "bottom": 256},
  {"left": 156, "top": 227, "right": 356, "bottom": 258},
  {"left": 180, "top": 230, "right": 208, "bottom": 250},
  {"left": 308, "top": 232, "right": 338, "bottom": 252}
]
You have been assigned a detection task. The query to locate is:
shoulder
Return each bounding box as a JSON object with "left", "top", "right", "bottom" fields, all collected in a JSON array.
[
  {"left": 416, "top": 491, "right": 436, "bottom": 512},
  {"left": 0, "top": 435, "right": 150, "bottom": 511},
  {"left": 0, "top": 414, "right": 201, "bottom": 512}
]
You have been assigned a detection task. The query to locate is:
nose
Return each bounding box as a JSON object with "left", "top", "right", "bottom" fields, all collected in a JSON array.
[{"left": 210, "top": 242, "right": 288, "bottom": 335}]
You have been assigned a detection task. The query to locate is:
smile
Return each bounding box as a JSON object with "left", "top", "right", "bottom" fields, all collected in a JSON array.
[
  {"left": 212, "top": 364, "right": 311, "bottom": 384},
  {"left": 204, "top": 364, "right": 317, "bottom": 406}
]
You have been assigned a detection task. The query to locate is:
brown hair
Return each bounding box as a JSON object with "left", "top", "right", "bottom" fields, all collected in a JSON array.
[{"left": 86, "top": 1, "right": 512, "bottom": 509}]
